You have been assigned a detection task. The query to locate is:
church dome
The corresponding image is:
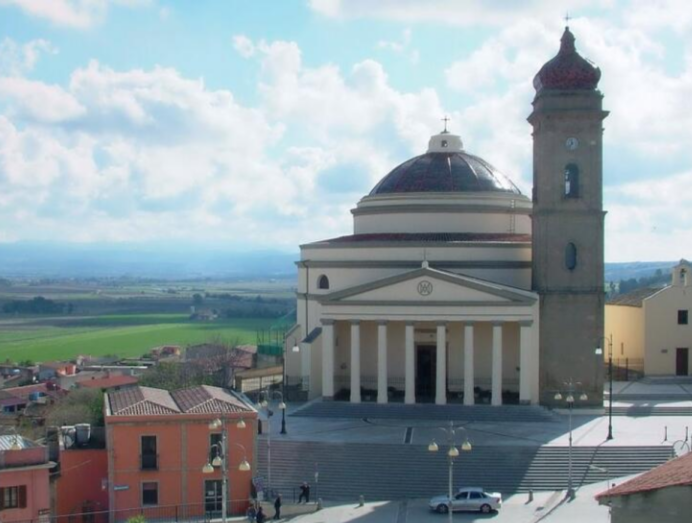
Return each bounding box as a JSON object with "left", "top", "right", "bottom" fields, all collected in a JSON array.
[
  {"left": 533, "top": 27, "right": 601, "bottom": 93},
  {"left": 369, "top": 131, "right": 521, "bottom": 196}
]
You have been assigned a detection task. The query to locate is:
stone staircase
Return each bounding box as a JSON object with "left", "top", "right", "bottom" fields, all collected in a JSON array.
[
  {"left": 257, "top": 440, "right": 673, "bottom": 501},
  {"left": 291, "top": 402, "right": 557, "bottom": 423},
  {"left": 610, "top": 405, "right": 692, "bottom": 416}
]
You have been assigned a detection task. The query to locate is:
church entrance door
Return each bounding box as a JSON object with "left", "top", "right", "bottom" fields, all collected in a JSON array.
[
  {"left": 416, "top": 345, "right": 436, "bottom": 402},
  {"left": 676, "top": 348, "right": 689, "bottom": 376}
]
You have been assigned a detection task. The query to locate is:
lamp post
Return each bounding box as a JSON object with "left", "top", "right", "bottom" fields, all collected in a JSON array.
[
  {"left": 596, "top": 335, "right": 614, "bottom": 441},
  {"left": 259, "top": 389, "right": 287, "bottom": 497},
  {"left": 554, "top": 379, "right": 588, "bottom": 500},
  {"left": 428, "top": 421, "right": 472, "bottom": 523},
  {"left": 203, "top": 416, "right": 249, "bottom": 523}
]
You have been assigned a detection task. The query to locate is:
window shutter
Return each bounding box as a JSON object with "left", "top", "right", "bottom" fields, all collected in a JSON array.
[
  {"left": 0, "top": 487, "right": 5, "bottom": 510},
  {"left": 18, "top": 486, "right": 27, "bottom": 509}
]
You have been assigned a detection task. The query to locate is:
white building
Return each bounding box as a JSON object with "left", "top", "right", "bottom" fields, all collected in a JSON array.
[{"left": 285, "top": 27, "right": 607, "bottom": 407}]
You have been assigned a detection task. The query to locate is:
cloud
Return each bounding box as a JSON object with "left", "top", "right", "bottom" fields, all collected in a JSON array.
[
  {"left": 0, "top": 38, "right": 56, "bottom": 76},
  {"left": 0, "top": 77, "right": 86, "bottom": 123},
  {"left": 376, "top": 28, "right": 419, "bottom": 65},
  {"left": 308, "top": 0, "right": 613, "bottom": 26},
  {"left": 0, "top": 0, "right": 151, "bottom": 28},
  {"left": 606, "top": 170, "right": 692, "bottom": 261},
  {"left": 233, "top": 35, "right": 256, "bottom": 58}
]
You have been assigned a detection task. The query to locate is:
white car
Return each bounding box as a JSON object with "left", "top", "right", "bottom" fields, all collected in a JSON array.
[{"left": 429, "top": 487, "right": 502, "bottom": 514}]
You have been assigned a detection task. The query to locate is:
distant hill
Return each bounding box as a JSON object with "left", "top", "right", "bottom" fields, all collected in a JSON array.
[
  {"left": 0, "top": 243, "right": 298, "bottom": 279},
  {"left": 604, "top": 261, "right": 677, "bottom": 283}
]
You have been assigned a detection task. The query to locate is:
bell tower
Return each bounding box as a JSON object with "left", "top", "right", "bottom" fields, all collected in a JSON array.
[{"left": 529, "top": 27, "right": 608, "bottom": 406}]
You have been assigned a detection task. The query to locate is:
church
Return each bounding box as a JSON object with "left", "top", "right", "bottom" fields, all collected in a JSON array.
[{"left": 285, "top": 27, "right": 607, "bottom": 408}]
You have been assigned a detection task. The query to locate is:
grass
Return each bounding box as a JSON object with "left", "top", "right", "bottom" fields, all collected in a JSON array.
[{"left": 0, "top": 315, "right": 277, "bottom": 363}]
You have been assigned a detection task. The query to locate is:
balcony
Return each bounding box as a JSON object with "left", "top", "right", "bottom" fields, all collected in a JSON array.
[{"left": 140, "top": 453, "right": 158, "bottom": 471}]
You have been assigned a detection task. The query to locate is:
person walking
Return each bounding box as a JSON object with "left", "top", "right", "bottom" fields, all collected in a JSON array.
[
  {"left": 273, "top": 493, "right": 282, "bottom": 520},
  {"left": 298, "top": 482, "right": 310, "bottom": 504}
]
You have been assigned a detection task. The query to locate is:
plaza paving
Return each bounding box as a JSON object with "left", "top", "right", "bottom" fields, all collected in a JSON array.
[{"left": 251, "top": 380, "right": 690, "bottom": 519}]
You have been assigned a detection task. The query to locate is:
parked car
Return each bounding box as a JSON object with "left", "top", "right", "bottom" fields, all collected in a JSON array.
[{"left": 429, "top": 487, "right": 502, "bottom": 514}]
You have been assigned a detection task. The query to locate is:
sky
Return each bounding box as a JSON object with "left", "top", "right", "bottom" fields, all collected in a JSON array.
[{"left": 0, "top": 0, "right": 690, "bottom": 262}]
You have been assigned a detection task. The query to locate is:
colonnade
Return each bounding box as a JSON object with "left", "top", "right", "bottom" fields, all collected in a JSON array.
[{"left": 320, "top": 319, "right": 534, "bottom": 405}]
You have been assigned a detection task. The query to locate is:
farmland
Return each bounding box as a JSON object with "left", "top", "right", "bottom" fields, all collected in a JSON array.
[{"left": 0, "top": 278, "right": 296, "bottom": 363}]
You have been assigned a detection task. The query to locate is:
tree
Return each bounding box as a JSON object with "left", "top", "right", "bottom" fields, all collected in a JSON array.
[
  {"left": 192, "top": 293, "right": 204, "bottom": 305},
  {"left": 46, "top": 388, "right": 105, "bottom": 427}
]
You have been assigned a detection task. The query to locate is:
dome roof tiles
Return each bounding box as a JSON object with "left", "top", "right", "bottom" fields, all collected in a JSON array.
[
  {"left": 368, "top": 151, "right": 521, "bottom": 196},
  {"left": 533, "top": 27, "right": 601, "bottom": 93}
]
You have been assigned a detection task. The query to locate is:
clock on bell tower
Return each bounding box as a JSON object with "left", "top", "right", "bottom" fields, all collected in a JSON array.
[{"left": 529, "top": 26, "right": 609, "bottom": 407}]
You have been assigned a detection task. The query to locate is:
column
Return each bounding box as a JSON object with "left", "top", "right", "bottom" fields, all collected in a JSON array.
[
  {"left": 405, "top": 323, "right": 415, "bottom": 404},
  {"left": 519, "top": 321, "right": 533, "bottom": 404},
  {"left": 491, "top": 322, "right": 503, "bottom": 406},
  {"left": 350, "top": 321, "right": 361, "bottom": 403},
  {"left": 436, "top": 323, "right": 447, "bottom": 405},
  {"left": 377, "top": 321, "right": 388, "bottom": 404},
  {"left": 464, "top": 323, "right": 475, "bottom": 406},
  {"left": 321, "top": 320, "right": 335, "bottom": 399}
]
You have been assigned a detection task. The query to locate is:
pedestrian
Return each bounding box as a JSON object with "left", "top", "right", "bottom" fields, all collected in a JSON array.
[
  {"left": 273, "top": 493, "right": 282, "bottom": 520},
  {"left": 298, "top": 482, "right": 310, "bottom": 504},
  {"left": 255, "top": 506, "right": 266, "bottom": 523}
]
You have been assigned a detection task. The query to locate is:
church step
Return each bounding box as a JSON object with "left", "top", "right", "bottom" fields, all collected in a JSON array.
[
  {"left": 256, "top": 441, "right": 673, "bottom": 501},
  {"left": 291, "top": 401, "right": 557, "bottom": 422}
]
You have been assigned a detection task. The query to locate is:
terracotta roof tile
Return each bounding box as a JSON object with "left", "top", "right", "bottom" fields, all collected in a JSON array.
[
  {"left": 171, "top": 385, "right": 254, "bottom": 414},
  {"left": 78, "top": 375, "right": 138, "bottom": 389},
  {"left": 108, "top": 385, "right": 254, "bottom": 417},
  {"left": 596, "top": 452, "right": 692, "bottom": 500},
  {"left": 607, "top": 287, "right": 664, "bottom": 307}
]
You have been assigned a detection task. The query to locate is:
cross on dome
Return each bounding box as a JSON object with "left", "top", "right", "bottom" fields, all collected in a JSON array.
[
  {"left": 564, "top": 12, "right": 571, "bottom": 27},
  {"left": 441, "top": 115, "right": 451, "bottom": 133}
]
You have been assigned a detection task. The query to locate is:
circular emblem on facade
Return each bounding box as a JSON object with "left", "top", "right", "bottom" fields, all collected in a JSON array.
[{"left": 417, "top": 280, "right": 434, "bottom": 296}]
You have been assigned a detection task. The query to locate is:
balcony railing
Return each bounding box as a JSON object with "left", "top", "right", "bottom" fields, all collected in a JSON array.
[{"left": 140, "top": 453, "right": 158, "bottom": 470}]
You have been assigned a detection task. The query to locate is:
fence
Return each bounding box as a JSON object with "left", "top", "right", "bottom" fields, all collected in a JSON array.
[
  {"left": 9, "top": 501, "right": 253, "bottom": 523},
  {"left": 608, "top": 358, "right": 644, "bottom": 381}
]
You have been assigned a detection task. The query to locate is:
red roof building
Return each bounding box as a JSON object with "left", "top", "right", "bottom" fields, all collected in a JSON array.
[
  {"left": 596, "top": 451, "right": 692, "bottom": 522},
  {"left": 105, "top": 385, "right": 257, "bottom": 521}
]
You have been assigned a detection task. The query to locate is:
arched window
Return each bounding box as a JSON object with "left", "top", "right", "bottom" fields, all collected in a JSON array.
[
  {"left": 318, "top": 275, "right": 330, "bottom": 290},
  {"left": 565, "top": 243, "right": 578, "bottom": 271},
  {"left": 564, "top": 164, "right": 579, "bottom": 198},
  {"left": 681, "top": 268, "right": 687, "bottom": 286}
]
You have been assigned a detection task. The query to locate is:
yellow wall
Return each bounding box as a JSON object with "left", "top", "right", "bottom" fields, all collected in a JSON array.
[
  {"left": 644, "top": 286, "right": 692, "bottom": 375},
  {"left": 605, "top": 304, "right": 645, "bottom": 361}
]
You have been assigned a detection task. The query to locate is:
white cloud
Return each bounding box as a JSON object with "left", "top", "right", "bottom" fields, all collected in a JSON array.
[
  {"left": 376, "top": 28, "right": 419, "bottom": 65},
  {"left": 0, "top": 77, "right": 86, "bottom": 122},
  {"left": 308, "top": 0, "right": 614, "bottom": 26},
  {"left": 0, "top": 0, "right": 151, "bottom": 28},
  {"left": 0, "top": 38, "right": 56, "bottom": 76},
  {"left": 606, "top": 170, "right": 692, "bottom": 261},
  {"left": 233, "top": 35, "right": 256, "bottom": 58}
]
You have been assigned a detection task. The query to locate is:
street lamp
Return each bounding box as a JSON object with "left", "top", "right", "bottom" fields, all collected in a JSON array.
[
  {"left": 202, "top": 417, "right": 249, "bottom": 523},
  {"left": 428, "top": 421, "right": 472, "bottom": 523},
  {"left": 555, "top": 379, "right": 588, "bottom": 500},
  {"left": 596, "top": 335, "right": 614, "bottom": 441},
  {"left": 259, "top": 389, "right": 287, "bottom": 498}
]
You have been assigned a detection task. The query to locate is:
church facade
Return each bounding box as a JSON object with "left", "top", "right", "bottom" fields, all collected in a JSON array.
[{"left": 285, "top": 27, "right": 606, "bottom": 408}]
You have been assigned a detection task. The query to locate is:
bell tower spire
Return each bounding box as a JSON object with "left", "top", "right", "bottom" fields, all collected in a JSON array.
[{"left": 528, "top": 27, "right": 609, "bottom": 407}]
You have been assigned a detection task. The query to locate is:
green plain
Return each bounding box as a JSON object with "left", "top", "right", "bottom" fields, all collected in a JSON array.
[{"left": 0, "top": 316, "right": 276, "bottom": 363}]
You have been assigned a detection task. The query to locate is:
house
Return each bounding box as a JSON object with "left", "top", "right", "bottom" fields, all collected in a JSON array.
[
  {"left": 596, "top": 451, "right": 692, "bottom": 522},
  {"left": 38, "top": 362, "right": 77, "bottom": 382},
  {"left": 52, "top": 426, "right": 109, "bottom": 523},
  {"left": 0, "top": 383, "right": 63, "bottom": 413},
  {"left": 605, "top": 260, "right": 692, "bottom": 376},
  {"left": 0, "top": 434, "right": 53, "bottom": 523},
  {"left": 77, "top": 374, "right": 138, "bottom": 391},
  {"left": 105, "top": 385, "right": 257, "bottom": 522}
]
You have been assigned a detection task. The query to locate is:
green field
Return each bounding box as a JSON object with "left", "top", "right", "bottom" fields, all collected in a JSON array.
[{"left": 0, "top": 314, "right": 277, "bottom": 362}]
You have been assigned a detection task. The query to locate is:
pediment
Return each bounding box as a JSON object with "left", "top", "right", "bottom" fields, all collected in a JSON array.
[{"left": 320, "top": 267, "right": 535, "bottom": 305}]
